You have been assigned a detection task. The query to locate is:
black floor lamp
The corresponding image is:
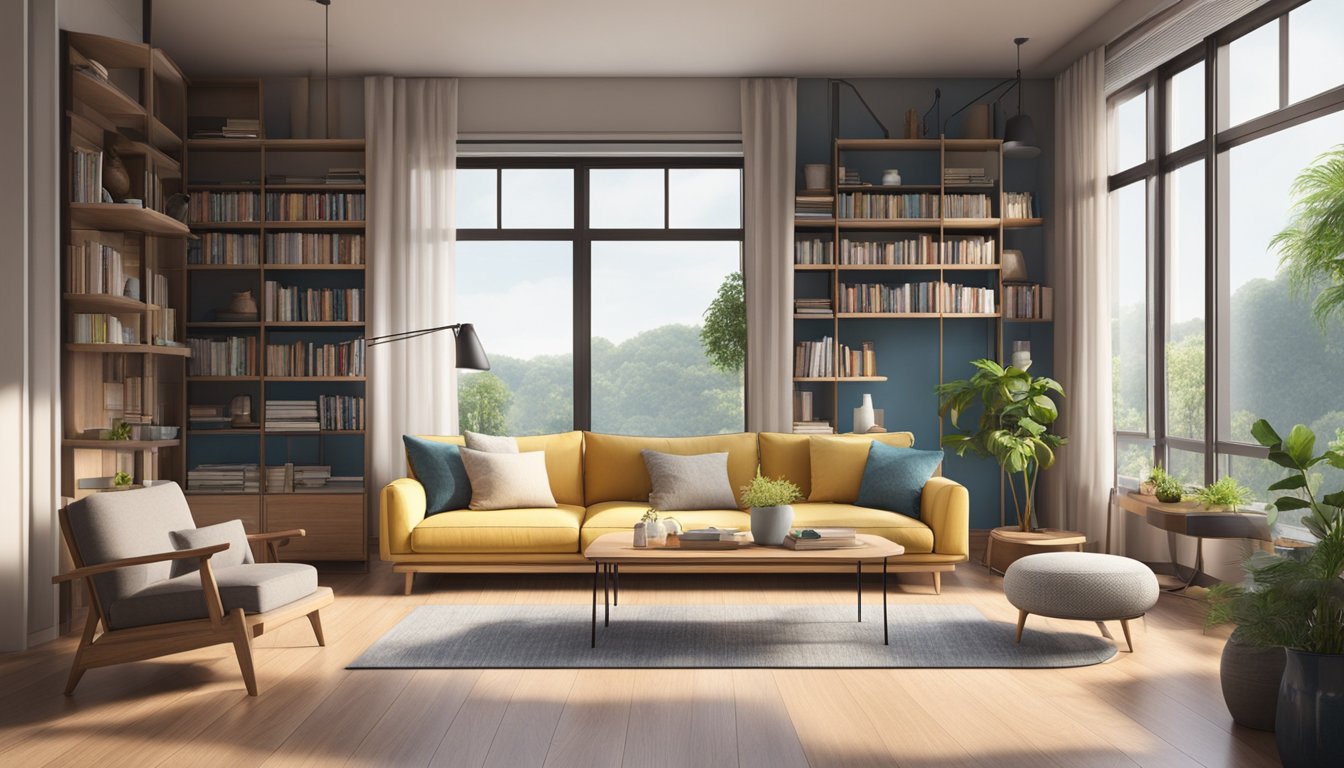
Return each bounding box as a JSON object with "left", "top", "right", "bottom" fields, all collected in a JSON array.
[{"left": 364, "top": 323, "right": 491, "bottom": 370}]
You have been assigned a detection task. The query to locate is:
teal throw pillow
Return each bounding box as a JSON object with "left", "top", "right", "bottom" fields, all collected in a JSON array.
[
  {"left": 403, "top": 436, "right": 472, "bottom": 515},
  {"left": 855, "top": 442, "right": 944, "bottom": 518}
]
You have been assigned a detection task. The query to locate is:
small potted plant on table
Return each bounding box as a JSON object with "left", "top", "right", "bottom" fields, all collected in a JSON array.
[{"left": 739, "top": 473, "right": 802, "bottom": 546}]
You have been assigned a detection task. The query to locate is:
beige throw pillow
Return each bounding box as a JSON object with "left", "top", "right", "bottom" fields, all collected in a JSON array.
[
  {"left": 459, "top": 447, "right": 557, "bottom": 510},
  {"left": 464, "top": 431, "right": 519, "bottom": 453}
]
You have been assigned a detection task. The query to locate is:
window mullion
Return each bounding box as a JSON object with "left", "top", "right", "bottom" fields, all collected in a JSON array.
[
  {"left": 1204, "top": 36, "right": 1221, "bottom": 484},
  {"left": 574, "top": 166, "right": 592, "bottom": 432}
]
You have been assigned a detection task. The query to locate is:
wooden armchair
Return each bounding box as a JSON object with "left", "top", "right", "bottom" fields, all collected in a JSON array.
[{"left": 55, "top": 482, "right": 334, "bottom": 696}]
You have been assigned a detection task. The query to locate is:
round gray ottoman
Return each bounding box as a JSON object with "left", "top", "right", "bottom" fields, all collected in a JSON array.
[{"left": 1003, "top": 552, "right": 1159, "bottom": 652}]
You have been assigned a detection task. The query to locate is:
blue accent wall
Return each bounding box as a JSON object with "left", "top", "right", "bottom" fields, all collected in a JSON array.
[{"left": 796, "top": 77, "right": 1055, "bottom": 530}]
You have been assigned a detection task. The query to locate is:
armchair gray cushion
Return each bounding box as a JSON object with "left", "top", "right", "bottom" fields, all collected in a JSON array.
[
  {"left": 109, "top": 562, "right": 319, "bottom": 629},
  {"left": 169, "top": 519, "right": 254, "bottom": 578}
]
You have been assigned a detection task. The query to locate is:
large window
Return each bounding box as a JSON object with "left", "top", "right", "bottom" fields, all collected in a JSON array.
[
  {"left": 1109, "top": 0, "right": 1344, "bottom": 501},
  {"left": 454, "top": 158, "right": 745, "bottom": 436}
]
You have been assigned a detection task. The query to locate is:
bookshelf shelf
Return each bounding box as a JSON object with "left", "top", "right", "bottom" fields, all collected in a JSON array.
[
  {"left": 70, "top": 70, "right": 144, "bottom": 125},
  {"left": 942, "top": 218, "right": 1002, "bottom": 229},
  {"left": 65, "top": 343, "right": 191, "bottom": 357},
  {"left": 185, "top": 264, "right": 263, "bottom": 271},
  {"left": 835, "top": 264, "right": 941, "bottom": 271},
  {"left": 189, "top": 221, "right": 262, "bottom": 229},
  {"left": 70, "top": 203, "right": 192, "bottom": 236},
  {"left": 261, "top": 221, "right": 367, "bottom": 230},
  {"left": 63, "top": 438, "right": 181, "bottom": 450},
  {"left": 835, "top": 138, "right": 941, "bottom": 151},
  {"left": 261, "top": 264, "right": 366, "bottom": 271},
  {"left": 793, "top": 264, "right": 835, "bottom": 271},
  {"left": 265, "top": 184, "right": 366, "bottom": 191},
  {"left": 187, "top": 321, "right": 260, "bottom": 329},
  {"left": 263, "top": 376, "right": 367, "bottom": 382},
  {"left": 63, "top": 293, "right": 154, "bottom": 312},
  {"left": 795, "top": 218, "right": 837, "bottom": 227},
  {"left": 1003, "top": 217, "right": 1044, "bottom": 229},
  {"left": 838, "top": 218, "right": 942, "bottom": 230},
  {"left": 264, "top": 321, "right": 365, "bottom": 328},
  {"left": 836, "top": 312, "right": 942, "bottom": 319},
  {"left": 187, "top": 375, "right": 261, "bottom": 382}
]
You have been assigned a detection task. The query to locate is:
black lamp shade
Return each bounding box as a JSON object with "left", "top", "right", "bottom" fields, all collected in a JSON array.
[
  {"left": 1003, "top": 113, "right": 1040, "bottom": 158},
  {"left": 454, "top": 323, "right": 490, "bottom": 371}
]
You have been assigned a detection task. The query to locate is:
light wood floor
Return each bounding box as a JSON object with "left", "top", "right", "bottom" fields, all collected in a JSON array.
[{"left": 0, "top": 557, "right": 1280, "bottom": 768}]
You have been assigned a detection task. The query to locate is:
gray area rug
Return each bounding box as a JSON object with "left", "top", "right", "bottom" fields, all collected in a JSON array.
[{"left": 349, "top": 604, "right": 1117, "bottom": 669}]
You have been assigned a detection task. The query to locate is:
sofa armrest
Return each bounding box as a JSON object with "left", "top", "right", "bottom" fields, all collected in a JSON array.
[
  {"left": 380, "top": 478, "right": 427, "bottom": 558},
  {"left": 922, "top": 476, "right": 969, "bottom": 559}
]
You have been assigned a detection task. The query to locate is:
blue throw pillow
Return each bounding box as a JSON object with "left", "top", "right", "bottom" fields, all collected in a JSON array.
[
  {"left": 855, "top": 442, "right": 945, "bottom": 518},
  {"left": 403, "top": 436, "right": 472, "bottom": 515}
]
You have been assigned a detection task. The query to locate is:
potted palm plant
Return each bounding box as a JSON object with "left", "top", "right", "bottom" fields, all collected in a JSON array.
[
  {"left": 937, "top": 359, "right": 1067, "bottom": 572},
  {"left": 1206, "top": 420, "right": 1344, "bottom": 765}
]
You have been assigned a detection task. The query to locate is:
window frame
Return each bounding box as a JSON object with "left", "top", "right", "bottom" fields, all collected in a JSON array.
[
  {"left": 1108, "top": 0, "right": 1344, "bottom": 485},
  {"left": 455, "top": 155, "right": 746, "bottom": 432}
]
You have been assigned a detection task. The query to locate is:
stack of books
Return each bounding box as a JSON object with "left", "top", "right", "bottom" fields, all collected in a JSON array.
[
  {"left": 782, "top": 527, "right": 862, "bottom": 550},
  {"left": 325, "top": 167, "right": 365, "bottom": 184},
  {"left": 794, "top": 297, "right": 833, "bottom": 316},
  {"left": 678, "top": 528, "right": 746, "bottom": 549},
  {"left": 265, "top": 464, "right": 334, "bottom": 492},
  {"left": 187, "top": 404, "right": 231, "bottom": 431},
  {"left": 264, "top": 400, "right": 319, "bottom": 432},
  {"left": 192, "top": 117, "right": 259, "bottom": 139},
  {"left": 794, "top": 194, "right": 833, "bottom": 220},
  {"left": 294, "top": 465, "right": 332, "bottom": 490},
  {"left": 187, "top": 463, "right": 260, "bottom": 493},
  {"left": 325, "top": 476, "right": 364, "bottom": 492},
  {"left": 793, "top": 390, "right": 822, "bottom": 425},
  {"left": 943, "top": 167, "right": 991, "bottom": 185},
  {"left": 792, "top": 420, "right": 835, "bottom": 435},
  {"left": 841, "top": 168, "right": 861, "bottom": 185}
]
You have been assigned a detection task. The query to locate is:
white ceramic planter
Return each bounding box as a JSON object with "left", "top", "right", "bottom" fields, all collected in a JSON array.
[{"left": 750, "top": 505, "right": 795, "bottom": 546}]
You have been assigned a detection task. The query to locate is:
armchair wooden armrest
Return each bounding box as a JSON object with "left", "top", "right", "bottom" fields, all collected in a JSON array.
[
  {"left": 51, "top": 542, "right": 230, "bottom": 583},
  {"left": 247, "top": 528, "right": 306, "bottom": 563}
]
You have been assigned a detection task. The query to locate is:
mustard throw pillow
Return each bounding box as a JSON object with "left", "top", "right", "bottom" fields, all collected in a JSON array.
[{"left": 809, "top": 435, "right": 877, "bottom": 502}]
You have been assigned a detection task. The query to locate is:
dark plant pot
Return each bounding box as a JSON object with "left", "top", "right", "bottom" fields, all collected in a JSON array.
[
  {"left": 1220, "top": 637, "right": 1284, "bottom": 731},
  {"left": 1276, "top": 649, "right": 1344, "bottom": 767}
]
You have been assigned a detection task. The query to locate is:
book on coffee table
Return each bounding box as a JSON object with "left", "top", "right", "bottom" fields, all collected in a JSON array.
[
  {"left": 781, "top": 527, "right": 863, "bottom": 550},
  {"left": 677, "top": 528, "right": 748, "bottom": 549}
]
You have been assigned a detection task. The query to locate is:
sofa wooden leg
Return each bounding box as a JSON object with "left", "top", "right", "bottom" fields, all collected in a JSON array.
[
  {"left": 403, "top": 572, "right": 414, "bottom": 596},
  {"left": 307, "top": 610, "right": 326, "bottom": 647},
  {"left": 1014, "top": 610, "right": 1029, "bottom": 644},
  {"left": 230, "top": 608, "right": 259, "bottom": 696},
  {"left": 932, "top": 571, "right": 942, "bottom": 595}
]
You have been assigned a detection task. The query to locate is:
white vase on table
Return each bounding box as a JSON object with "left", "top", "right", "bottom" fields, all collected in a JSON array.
[{"left": 854, "top": 394, "right": 876, "bottom": 433}]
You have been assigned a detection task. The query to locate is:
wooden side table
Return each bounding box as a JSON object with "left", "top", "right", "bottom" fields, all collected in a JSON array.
[
  {"left": 1112, "top": 491, "right": 1271, "bottom": 591},
  {"left": 984, "top": 527, "right": 1086, "bottom": 574}
]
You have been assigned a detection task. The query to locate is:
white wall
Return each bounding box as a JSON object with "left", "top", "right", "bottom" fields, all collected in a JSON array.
[{"left": 58, "top": 0, "right": 139, "bottom": 40}]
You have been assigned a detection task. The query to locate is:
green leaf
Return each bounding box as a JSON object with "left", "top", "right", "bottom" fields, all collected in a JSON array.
[
  {"left": 1285, "top": 424, "right": 1317, "bottom": 467},
  {"left": 1250, "top": 419, "right": 1282, "bottom": 449},
  {"left": 1017, "top": 417, "right": 1046, "bottom": 437},
  {"left": 1267, "top": 450, "right": 1303, "bottom": 470},
  {"left": 1273, "top": 496, "right": 1312, "bottom": 511},
  {"left": 1268, "top": 474, "right": 1308, "bottom": 491},
  {"left": 1030, "top": 395, "right": 1058, "bottom": 420},
  {"left": 1322, "top": 491, "right": 1344, "bottom": 509},
  {"left": 1324, "top": 450, "right": 1344, "bottom": 470}
]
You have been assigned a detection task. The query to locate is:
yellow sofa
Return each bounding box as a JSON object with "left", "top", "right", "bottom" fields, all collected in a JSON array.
[{"left": 380, "top": 431, "right": 969, "bottom": 594}]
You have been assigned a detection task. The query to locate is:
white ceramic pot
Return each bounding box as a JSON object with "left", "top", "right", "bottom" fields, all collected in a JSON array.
[
  {"left": 646, "top": 519, "right": 667, "bottom": 546},
  {"left": 750, "top": 505, "right": 795, "bottom": 546},
  {"left": 854, "top": 393, "right": 875, "bottom": 433}
]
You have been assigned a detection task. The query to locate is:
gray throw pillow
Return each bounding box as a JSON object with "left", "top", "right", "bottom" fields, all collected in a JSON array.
[
  {"left": 169, "top": 519, "right": 254, "bottom": 578},
  {"left": 464, "top": 430, "right": 519, "bottom": 453},
  {"left": 641, "top": 450, "right": 738, "bottom": 510},
  {"left": 459, "top": 447, "right": 557, "bottom": 510}
]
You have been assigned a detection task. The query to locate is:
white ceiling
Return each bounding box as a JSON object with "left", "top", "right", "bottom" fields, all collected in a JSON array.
[{"left": 152, "top": 0, "right": 1153, "bottom": 79}]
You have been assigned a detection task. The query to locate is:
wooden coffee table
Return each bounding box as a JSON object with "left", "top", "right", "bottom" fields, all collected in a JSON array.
[{"left": 582, "top": 531, "right": 905, "bottom": 648}]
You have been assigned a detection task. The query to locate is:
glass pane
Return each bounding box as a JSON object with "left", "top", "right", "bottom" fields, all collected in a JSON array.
[
  {"left": 1116, "top": 436, "right": 1156, "bottom": 489},
  {"left": 589, "top": 169, "right": 664, "bottom": 229},
  {"left": 669, "top": 168, "right": 742, "bottom": 228},
  {"left": 1289, "top": 0, "right": 1344, "bottom": 104},
  {"left": 1167, "top": 445, "right": 1205, "bottom": 486},
  {"left": 1225, "top": 110, "right": 1344, "bottom": 443},
  {"left": 590, "top": 241, "right": 744, "bottom": 435},
  {"left": 1165, "top": 161, "right": 1205, "bottom": 440},
  {"left": 1111, "top": 181, "right": 1148, "bottom": 433},
  {"left": 455, "top": 168, "right": 497, "bottom": 229},
  {"left": 456, "top": 241, "right": 573, "bottom": 435},
  {"left": 1225, "top": 20, "right": 1280, "bottom": 128},
  {"left": 501, "top": 169, "right": 573, "bottom": 228},
  {"left": 1167, "top": 63, "right": 1205, "bottom": 152},
  {"left": 1112, "top": 91, "right": 1147, "bottom": 173}
]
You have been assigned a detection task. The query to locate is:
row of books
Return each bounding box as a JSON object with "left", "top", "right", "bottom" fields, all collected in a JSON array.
[
  {"left": 320, "top": 395, "right": 365, "bottom": 431},
  {"left": 1003, "top": 192, "right": 1036, "bottom": 219},
  {"left": 187, "top": 464, "right": 261, "bottom": 493},
  {"left": 839, "top": 282, "right": 939, "bottom": 314},
  {"left": 265, "top": 233, "right": 365, "bottom": 265},
  {"left": 943, "top": 167, "right": 992, "bottom": 185},
  {"left": 263, "top": 283, "right": 364, "bottom": 322},
  {"left": 795, "top": 194, "right": 832, "bottom": 220},
  {"left": 941, "top": 284, "right": 997, "bottom": 314},
  {"left": 941, "top": 194, "right": 993, "bottom": 218},
  {"left": 265, "top": 399, "right": 319, "bottom": 432},
  {"left": 940, "top": 236, "right": 996, "bottom": 265},
  {"left": 793, "top": 389, "right": 821, "bottom": 424},
  {"left": 795, "top": 335, "right": 834, "bottom": 377},
  {"left": 71, "top": 148, "right": 103, "bottom": 203},
  {"left": 265, "top": 464, "right": 333, "bottom": 492},
  {"left": 188, "top": 336, "right": 258, "bottom": 376},
  {"left": 189, "top": 233, "right": 260, "bottom": 265},
  {"left": 265, "top": 339, "right": 365, "bottom": 377},
  {"left": 188, "top": 404, "right": 238, "bottom": 431},
  {"left": 839, "top": 192, "right": 938, "bottom": 219},
  {"left": 190, "top": 191, "right": 261, "bottom": 223},
  {"left": 71, "top": 313, "right": 136, "bottom": 344},
  {"left": 840, "top": 235, "right": 935, "bottom": 265},
  {"left": 794, "top": 297, "right": 832, "bottom": 316},
  {"left": 838, "top": 340, "right": 877, "bottom": 378},
  {"left": 150, "top": 307, "right": 177, "bottom": 344},
  {"left": 186, "top": 463, "right": 364, "bottom": 493},
  {"left": 1003, "top": 284, "right": 1054, "bottom": 320},
  {"left": 265, "top": 192, "right": 365, "bottom": 222},
  {"left": 66, "top": 240, "right": 125, "bottom": 295},
  {"left": 794, "top": 238, "right": 834, "bottom": 264}
]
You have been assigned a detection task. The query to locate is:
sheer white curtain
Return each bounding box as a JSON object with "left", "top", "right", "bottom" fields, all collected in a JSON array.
[
  {"left": 365, "top": 77, "right": 458, "bottom": 493},
  {"left": 741, "top": 78, "right": 796, "bottom": 433},
  {"left": 1042, "top": 49, "right": 1115, "bottom": 544}
]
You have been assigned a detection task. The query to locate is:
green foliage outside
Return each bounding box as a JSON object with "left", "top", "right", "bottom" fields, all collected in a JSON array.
[
  {"left": 700, "top": 271, "right": 746, "bottom": 374},
  {"left": 457, "top": 371, "right": 512, "bottom": 435},
  {"left": 1270, "top": 145, "right": 1344, "bottom": 326}
]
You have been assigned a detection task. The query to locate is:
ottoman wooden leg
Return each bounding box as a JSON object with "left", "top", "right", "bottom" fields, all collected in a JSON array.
[
  {"left": 1121, "top": 618, "right": 1135, "bottom": 652},
  {"left": 1014, "top": 609, "right": 1029, "bottom": 643}
]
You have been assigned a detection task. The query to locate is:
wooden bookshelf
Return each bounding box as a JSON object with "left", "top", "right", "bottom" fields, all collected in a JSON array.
[
  {"left": 61, "top": 32, "right": 191, "bottom": 502},
  {"left": 183, "top": 79, "right": 369, "bottom": 565},
  {"left": 791, "top": 136, "right": 1050, "bottom": 434}
]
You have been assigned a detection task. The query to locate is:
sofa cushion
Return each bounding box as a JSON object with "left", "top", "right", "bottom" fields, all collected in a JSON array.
[
  {"left": 108, "top": 562, "right": 318, "bottom": 630},
  {"left": 642, "top": 450, "right": 738, "bottom": 511},
  {"left": 408, "top": 431, "right": 585, "bottom": 506},
  {"left": 856, "top": 443, "right": 945, "bottom": 518},
  {"left": 403, "top": 436, "right": 472, "bottom": 515},
  {"left": 460, "top": 449, "right": 557, "bottom": 510},
  {"left": 169, "top": 519, "right": 254, "bottom": 578},
  {"left": 584, "top": 432, "right": 758, "bottom": 506},
  {"left": 581, "top": 502, "right": 751, "bottom": 550},
  {"left": 790, "top": 503, "right": 934, "bottom": 554},
  {"left": 759, "top": 432, "right": 915, "bottom": 498},
  {"left": 411, "top": 504, "right": 585, "bottom": 554},
  {"left": 464, "top": 431, "right": 518, "bottom": 453},
  {"left": 808, "top": 436, "right": 874, "bottom": 502}
]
